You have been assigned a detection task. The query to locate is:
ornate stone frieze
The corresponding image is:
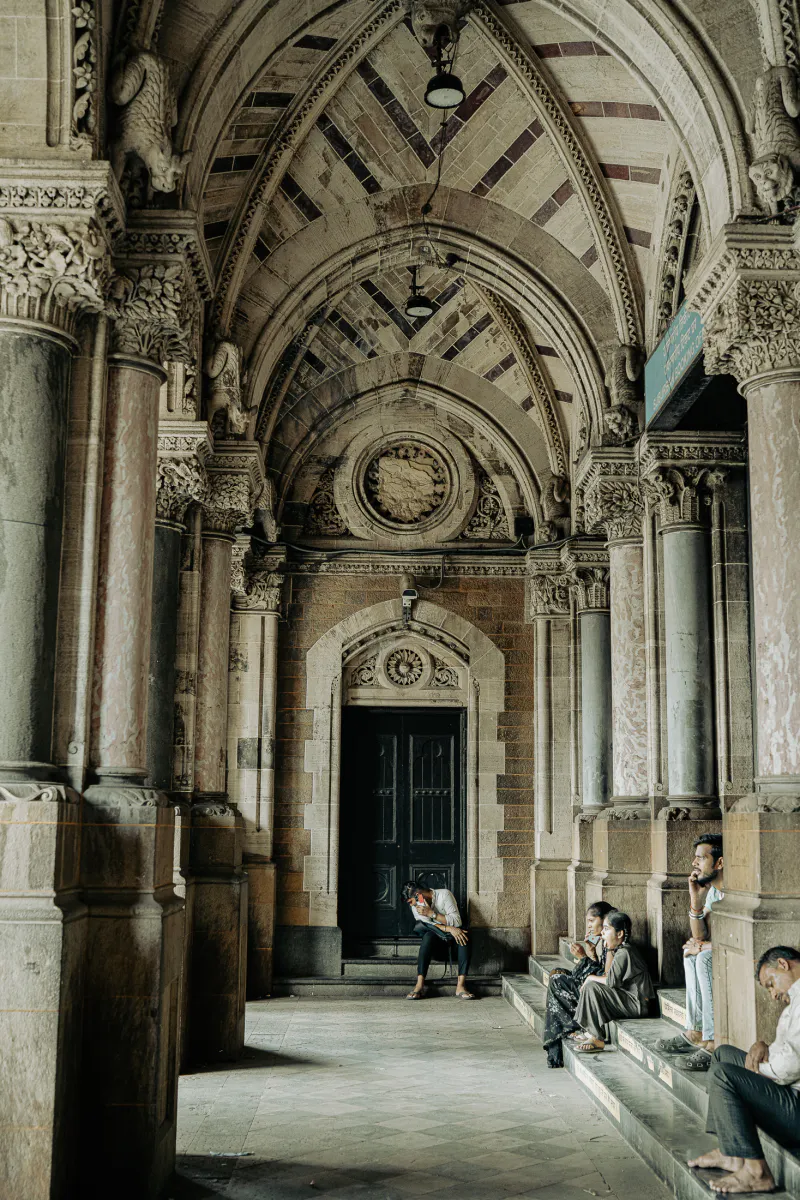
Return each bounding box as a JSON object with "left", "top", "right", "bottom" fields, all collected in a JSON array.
[
  {"left": 110, "top": 48, "right": 192, "bottom": 204},
  {"left": 289, "top": 556, "right": 526, "bottom": 577},
  {"left": 203, "top": 441, "right": 266, "bottom": 537},
  {"left": 110, "top": 211, "right": 212, "bottom": 364},
  {"left": 346, "top": 639, "right": 464, "bottom": 695},
  {"left": 0, "top": 163, "right": 123, "bottom": 331},
  {"left": 460, "top": 470, "right": 510, "bottom": 541},
  {"left": 575, "top": 448, "right": 642, "bottom": 542},
  {"left": 0, "top": 783, "right": 75, "bottom": 803},
  {"left": 688, "top": 224, "right": 800, "bottom": 382},
  {"left": 71, "top": 0, "right": 98, "bottom": 151},
  {"left": 656, "top": 170, "right": 696, "bottom": 337},
  {"left": 432, "top": 657, "right": 459, "bottom": 687},
  {"left": 304, "top": 466, "right": 351, "bottom": 537},
  {"left": 230, "top": 544, "right": 286, "bottom": 612},
  {"left": 155, "top": 420, "right": 212, "bottom": 524},
  {"left": 638, "top": 432, "right": 747, "bottom": 526},
  {"left": 350, "top": 655, "right": 378, "bottom": 687}
]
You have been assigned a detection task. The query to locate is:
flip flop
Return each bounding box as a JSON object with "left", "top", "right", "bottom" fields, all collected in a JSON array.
[
  {"left": 406, "top": 989, "right": 426, "bottom": 1000},
  {"left": 456, "top": 991, "right": 475, "bottom": 999},
  {"left": 574, "top": 1040, "right": 604, "bottom": 1054}
]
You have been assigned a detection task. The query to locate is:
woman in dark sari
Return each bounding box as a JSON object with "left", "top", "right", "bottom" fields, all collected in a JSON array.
[{"left": 542, "top": 901, "right": 617, "bottom": 1067}]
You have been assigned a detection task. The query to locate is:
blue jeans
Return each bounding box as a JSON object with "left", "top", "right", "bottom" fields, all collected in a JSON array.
[{"left": 685, "top": 948, "right": 714, "bottom": 1041}]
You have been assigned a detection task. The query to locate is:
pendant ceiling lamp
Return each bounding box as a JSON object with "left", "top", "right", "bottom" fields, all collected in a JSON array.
[
  {"left": 424, "top": 24, "right": 465, "bottom": 109},
  {"left": 405, "top": 265, "right": 436, "bottom": 318}
]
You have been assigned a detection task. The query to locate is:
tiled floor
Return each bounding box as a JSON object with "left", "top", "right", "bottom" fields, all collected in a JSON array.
[{"left": 173, "top": 997, "right": 671, "bottom": 1199}]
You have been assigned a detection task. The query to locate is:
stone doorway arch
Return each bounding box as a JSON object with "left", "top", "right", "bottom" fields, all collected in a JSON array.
[{"left": 303, "top": 598, "right": 507, "bottom": 942}]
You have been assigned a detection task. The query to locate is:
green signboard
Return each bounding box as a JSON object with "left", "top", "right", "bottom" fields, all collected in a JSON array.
[{"left": 644, "top": 303, "right": 704, "bottom": 426}]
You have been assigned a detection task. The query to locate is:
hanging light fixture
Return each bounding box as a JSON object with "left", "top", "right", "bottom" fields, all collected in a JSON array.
[
  {"left": 405, "top": 265, "right": 436, "bottom": 318},
  {"left": 424, "top": 24, "right": 465, "bottom": 109}
]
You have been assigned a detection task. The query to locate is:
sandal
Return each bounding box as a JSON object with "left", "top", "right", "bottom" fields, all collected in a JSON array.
[
  {"left": 678, "top": 1049, "right": 712, "bottom": 1071},
  {"left": 573, "top": 1040, "right": 604, "bottom": 1054},
  {"left": 406, "top": 988, "right": 426, "bottom": 1000},
  {"left": 456, "top": 990, "right": 475, "bottom": 999}
]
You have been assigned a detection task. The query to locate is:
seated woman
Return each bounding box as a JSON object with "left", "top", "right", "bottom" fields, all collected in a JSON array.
[
  {"left": 543, "top": 901, "right": 617, "bottom": 1067},
  {"left": 573, "top": 910, "right": 655, "bottom": 1054}
]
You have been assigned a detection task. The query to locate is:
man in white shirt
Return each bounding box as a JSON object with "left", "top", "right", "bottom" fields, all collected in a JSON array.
[
  {"left": 688, "top": 945, "right": 800, "bottom": 1194},
  {"left": 656, "top": 833, "right": 724, "bottom": 1070},
  {"left": 400, "top": 882, "right": 474, "bottom": 1000}
]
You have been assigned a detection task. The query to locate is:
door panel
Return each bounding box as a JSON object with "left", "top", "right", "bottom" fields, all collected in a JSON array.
[{"left": 340, "top": 707, "right": 464, "bottom": 946}]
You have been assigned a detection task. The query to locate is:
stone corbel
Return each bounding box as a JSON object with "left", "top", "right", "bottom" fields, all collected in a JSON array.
[
  {"left": 574, "top": 447, "right": 643, "bottom": 543},
  {"left": 108, "top": 210, "right": 212, "bottom": 365},
  {"left": 155, "top": 419, "right": 213, "bottom": 526},
  {"left": 688, "top": 223, "right": 800, "bottom": 384},
  {"left": 0, "top": 162, "right": 123, "bottom": 335},
  {"left": 638, "top": 433, "right": 747, "bottom": 527},
  {"left": 203, "top": 441, "right": 267, "bottom": 537}
]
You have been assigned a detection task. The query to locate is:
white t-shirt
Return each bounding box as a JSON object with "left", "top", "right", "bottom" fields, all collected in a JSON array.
[
  {"left": 411, "top": 888, "right": 462, "bottom": 928},
  {"left": 703, "top": 884, "right": 724, "bottom": 917},
  {"left": 760, "top": 978, "right": 800, "bottom": 1091}
]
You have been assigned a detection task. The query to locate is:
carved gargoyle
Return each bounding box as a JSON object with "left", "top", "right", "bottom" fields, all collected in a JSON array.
[
  {"left": 602, "top": 341, "right": 642, "bottom": 445},
  {"left": 535, "top": 475, "right": 570, "bottom": 543},
  {"left": 405, "top": 0, "right": 474, "bottom": 48},
  {"left": 747, "top": 65, "right": 800, "bottom": 218},
  {"left": 204, "top": 337, "right": 256, "bottom": 438},
  {"left": 110, "top": 49, "right": 192, "bottom": 201}
]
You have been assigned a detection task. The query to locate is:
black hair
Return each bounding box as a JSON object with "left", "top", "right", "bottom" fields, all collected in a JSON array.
[
  {"left": 586, "top": 901, "right": 617, "bottom": 920},
  {"left": 604, "top": 911, "right": 633, "bottom": 943},
  {"left": 694, "top": 832, "right": 723, "bottom": 860},
  {"left": 755, "top": 946, "right": 800, "bottom": 978},
  {"left": 401, "top": 881, "right": 426, "bottom": 903}
]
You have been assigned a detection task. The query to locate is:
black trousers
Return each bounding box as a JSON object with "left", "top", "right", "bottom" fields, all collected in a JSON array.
[
  {"left": 413, "top": 921, "right": 470, "bottom": 978},
  {"left": 706, "top": 1044, "right": 800, "bottom": 1159}
]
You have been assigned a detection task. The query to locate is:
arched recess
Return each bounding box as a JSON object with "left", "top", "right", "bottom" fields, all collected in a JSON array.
[
  {"left": 303, "top": 598, "right": 506, "bottom": 930},
  {"left": 269, "top": 362, "right": 555, "bottom": 526},
  {"left": 237, "top": 188, "right": 612, "bottom": 439}
]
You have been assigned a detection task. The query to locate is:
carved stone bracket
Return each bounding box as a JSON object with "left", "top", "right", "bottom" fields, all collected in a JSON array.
[
  {"left": 526, "top": 546, "right": 571, "bottom": 618},
  {"left": 689, "top": 224, "right": 800, "bottom": 383},
  {"left": 156, "top": 419, "right": 212, "bottom": 524},
  {"left": 0, "top": 163, "right": 124, "bottom": 334},
  {"left": 231, "top": 542, "right": 286, "bottom": 613},
  {"left": 574, "top": 448, "right": 643, "bottom": 543},
  {"left": 109, "top": 210, "right": 212, "bottom": 364},
  {"left": 638, "top": 432, "right": 747, "bottom": 527},
  {"left": 203, "top": 440, "right": 266, "bottom": 537}
]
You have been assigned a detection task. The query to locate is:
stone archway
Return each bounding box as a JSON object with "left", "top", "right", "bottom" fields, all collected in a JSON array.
[{"left": 303, "top": 598, "right": 506, "bottom": 939}]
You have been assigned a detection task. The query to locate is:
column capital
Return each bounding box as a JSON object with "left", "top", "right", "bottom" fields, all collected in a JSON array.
[
  {"left": 109, "top": 210, "right": 212, "bottom": 364},
  {"left": 526, "top": 546, "right": 571, "bottom": 618},
  {"left": 638, "top": 432, "right": 747, "bottom": 527},
  {"left": 203, "top": 441, "right": 267, "bottom": 537},
  {"left": 231, "top": 542, "right": 287, "bottom": 613},
  {"left": 0, "top": 162, "right": 123, "bottom": 337},
  {"left": 689, "top": 222, "right": 800, "bottom": 384},
  {"left": 558, "top": 538, "right": 610, "bottom": 611},
  {"left": 574, "top": 447, "right": 643, "bottom": 543},
  {"left": 155, "top": 419, "right": 213, "bottom": 525}
]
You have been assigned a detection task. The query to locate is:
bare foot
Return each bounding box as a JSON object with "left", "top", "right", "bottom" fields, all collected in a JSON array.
[
  {"left": 709, "top": 1164, "right": 776, "bottom": 1193},
  {"left": 688, "top": 1150, "right": 744, "bottom": 1172}
]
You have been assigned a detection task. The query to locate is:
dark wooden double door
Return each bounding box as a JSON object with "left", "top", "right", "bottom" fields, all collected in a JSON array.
[{"left": 340, "top": 707, "right": 465, "bottom": 944}]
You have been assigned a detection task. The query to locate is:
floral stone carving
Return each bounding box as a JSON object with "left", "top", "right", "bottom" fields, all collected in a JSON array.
[
  {"left": 385, "top": 647, "right": 425, "bottom": 686},
  {"left": 304, "top": 467, "right": 350, "bottom": 536},
  {"left": 0, "top": 215, "right": 110, "bottom": 324},
  {"left": 350, "top": 655, "right": 378, "bottom": 687},
  {"left": 461, "top": 471, "right": 509, "bottom": 540},
  {"left": 364, "top": 443, "right": 449, "bottom": 526}
]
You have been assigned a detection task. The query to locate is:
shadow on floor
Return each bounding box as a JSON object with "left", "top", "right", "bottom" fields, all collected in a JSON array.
[
  {"left": 187, "top": 1046, "right": 317, "bottom": 1073},
  {"left": 172, "top": 1156, "right": 408, "bottom": 1198}
]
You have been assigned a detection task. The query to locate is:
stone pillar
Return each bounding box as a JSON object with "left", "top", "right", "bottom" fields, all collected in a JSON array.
[
  {"left": 187, "top": 442, "right": 265, "bottom": 1063},
  {"left": 565, "top": 549, "right": 611, "bottom": 936},
  {"left": 228, "top": 543, "right": 286, "bottom": 998},
  {"left": 691, "top": 225, "right": 800, "bottom": 1044},
  {"left": 527, "top": 550, "right": 572, "bottom": 953},
  {"left": 81, "top": 212, "right": 210, "bottom": 1196},
  {"left": 578, "top": 450, "right": 651, "bottom": 941},
  {"left": 0, "top": 165, "right": 120, "bottom": 1200}
]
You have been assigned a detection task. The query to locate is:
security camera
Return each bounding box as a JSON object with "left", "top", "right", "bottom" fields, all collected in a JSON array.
[{"left": 402, "top": 588, "right": 418, "bottom": 623}]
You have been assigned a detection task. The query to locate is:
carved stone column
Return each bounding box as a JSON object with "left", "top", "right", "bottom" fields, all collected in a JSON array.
[
  {"left": 228, "top": 543, "right": 286, "bottom": 998},
  {"left": 527, "top": 550, "right": 572, "bottom": 953},
  {"left": 691, "top": 225, "right": 800, "bottom": 1043},
  {"left": 639, "top": 435, "right": 746, "bottom": 981},
  {"left": 578, "top": 450, "right": 651, "bottom": 941},
  {"left": 0, "top": 164, "right": 121, "bottom": 1200},
  {"left": 81, "top": 212, "right": 211, "bottom": 1196},
  {"left": 187, "top": 442, "right": 265, "bottom": 1063},
  {"left": 563, "top": 541, "right": 611, "bottom": 938}
]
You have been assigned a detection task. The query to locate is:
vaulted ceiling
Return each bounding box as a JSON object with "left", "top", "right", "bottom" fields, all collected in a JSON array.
[{"left": 151, "top": 0, "right": 758, "bottom": 520}]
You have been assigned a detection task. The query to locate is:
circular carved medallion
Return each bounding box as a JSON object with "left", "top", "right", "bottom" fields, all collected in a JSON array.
[
  {"left": 385, "top": 647, "right": 424, "bottom": 686},
  {"left": 363, "top": 442, "right": 449, "bottom": 526}
]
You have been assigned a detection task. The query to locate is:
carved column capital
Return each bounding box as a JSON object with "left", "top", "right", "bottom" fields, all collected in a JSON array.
[
  {"left": 574, "top": 448, "right": 643, "bottom": 543},
  {"left": 558, "top": 538, "right": 610, "bottom": 611},
  {"left": 689, "top": 224, "right": 800, "bottom": 384},
  {"left": 203, "top": 441, "right": 266, "bottom": 537},
  {"left": 638, "top": 432, "right": 747, "bottom": 527},
  {"left": 155, "top": 419, "right": 212, "bottom": 525},
  {"left": 0, "top": 163, "right": 123, "bottom": 336},
  {"left": 231, "top": 543, "right": 286, "bottom": 613},
  {"left": 109, "top": 210, "right": 212, "bottom": 364},
  {"left": 526, "top": 547, "right": 571, "bottom": 619}
]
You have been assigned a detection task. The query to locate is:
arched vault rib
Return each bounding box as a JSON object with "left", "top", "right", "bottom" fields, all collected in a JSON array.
[
  {"left": 473, "top": 285, "right": 567, "bottom": 478},
  {"left": 473, "top": 1, "right": 642, "bottom": 347},
  {"left": 211, "top": 0, "right": 405, "bottom": 331}
]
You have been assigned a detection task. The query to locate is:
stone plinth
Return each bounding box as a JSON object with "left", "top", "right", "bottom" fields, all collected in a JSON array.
[{"left": 586, "top": 810, "right": 651, "bottom": 946}]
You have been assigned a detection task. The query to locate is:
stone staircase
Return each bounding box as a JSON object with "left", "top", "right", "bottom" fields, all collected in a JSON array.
[
  {"left": 503, "top": 940, "right": 800, "bottom": 1200},
  {"left": 273, "top": 937, "right": 502, "bottom": 997}
]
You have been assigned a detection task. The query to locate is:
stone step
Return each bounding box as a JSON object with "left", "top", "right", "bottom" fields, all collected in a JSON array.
[
  {"left": 503, "top": 973, "right": 800, "bottom": 1198},
  {"left": 529, "top": 954, "right": 688, "bottom": 1026},
  {"left": 273, "top": 976, "right": 502, "bottom": 998},
  {"left": 527, "top": 954, "right": 571, "bottom": 988},
  {"left": 342, "top": 957, "right": 422, "bottom": 978},
  {"left": 348, "top": 938, "right": 420, "bottom": 958}
]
